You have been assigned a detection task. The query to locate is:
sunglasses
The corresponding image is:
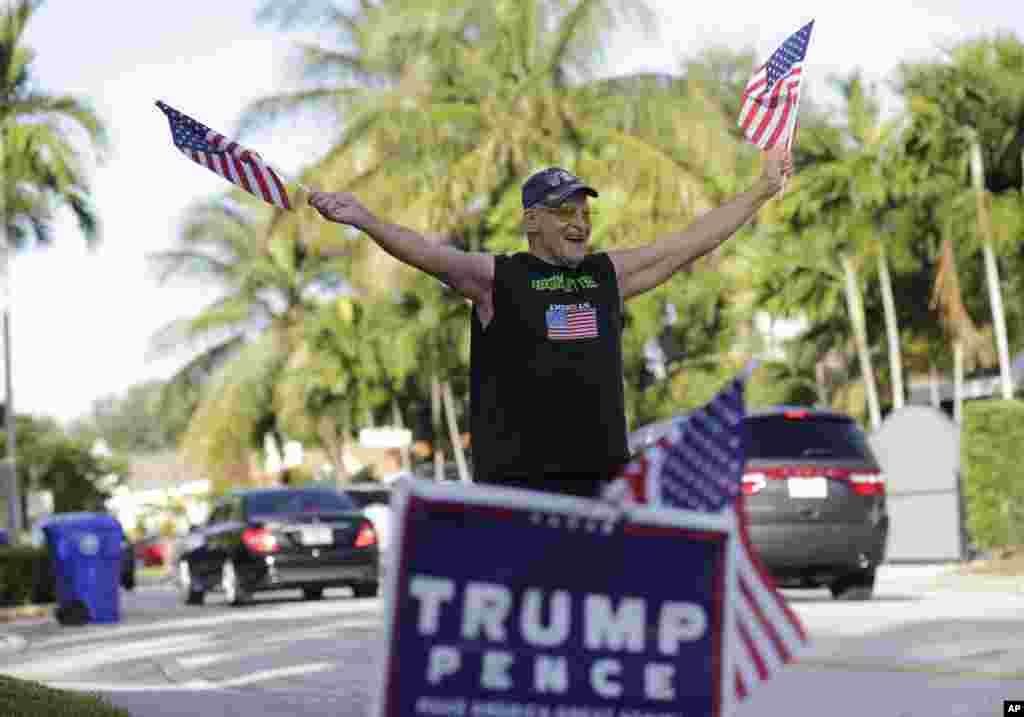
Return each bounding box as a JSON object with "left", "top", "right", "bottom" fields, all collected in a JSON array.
[{"left": 540, "top": 205, "right": 596, "bottom": 223}]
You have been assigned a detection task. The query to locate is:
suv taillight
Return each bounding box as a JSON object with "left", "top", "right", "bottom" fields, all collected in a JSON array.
[
  {"left": 849, "top": 473, "right": 885, "bottom": 497},
  {"left": 354, "top": 522, "right": 377, "bottom": 548},
  {"left": 242, "top": 527, "right": 279, "bottom": 553},
  {"left": 742, "top": 472, "right": 767, "bottom": 496}
]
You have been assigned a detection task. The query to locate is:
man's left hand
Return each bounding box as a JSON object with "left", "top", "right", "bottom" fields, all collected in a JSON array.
[{"left": 759, "top": 143, "right": 794, "bottom": 197}]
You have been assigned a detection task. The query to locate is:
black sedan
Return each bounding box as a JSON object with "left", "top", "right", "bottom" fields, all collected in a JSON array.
[{"left": 177, "top": 487, "right": 380, "bottom": 606}]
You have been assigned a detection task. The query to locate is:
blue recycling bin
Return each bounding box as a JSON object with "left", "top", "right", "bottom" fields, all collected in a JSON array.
[{"left": 42, "top": 512, "right": 124, "bottom": 625}]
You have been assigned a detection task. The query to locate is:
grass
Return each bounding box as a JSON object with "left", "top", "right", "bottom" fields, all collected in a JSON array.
[{"left": 0, "top": 675, "right": 132, "bottom": 717}]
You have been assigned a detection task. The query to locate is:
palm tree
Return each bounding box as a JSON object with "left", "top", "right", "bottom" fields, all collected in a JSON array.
[
  {"left": 898, "top": 35, "right": 1024, "bottom": 400},
  {"left": 245, "top": 0, "right": 754, "bottom": 468},
  {"left": 752, "top": 111, "right": 886, "bottom": 429},
  {"left": 273, "top": 292, "right": 422, "bottom": 481},
  {"left": 148, "top": 191, "right": 351, "bottom": 485},
  {"left": 835, "top": 74, "right": 911, "bottom": 410},
  {"left": 0, "top": 0, "right": 109, "bottom": 534}
]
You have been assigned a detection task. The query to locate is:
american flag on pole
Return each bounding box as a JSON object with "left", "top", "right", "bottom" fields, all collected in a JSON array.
[
  {"left": 156, "top": 100, "right": 295, "bottom": 210},
  {"left": 604, "top": 369, "right": 809, "bottom": 705},
  {"left": 738, "top": 21, "right": 814, "bottom": 150}
]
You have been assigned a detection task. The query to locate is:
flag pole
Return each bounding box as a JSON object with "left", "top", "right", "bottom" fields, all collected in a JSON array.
[{"left": 280, "top": 170, "right": 313, "bottom": 208}]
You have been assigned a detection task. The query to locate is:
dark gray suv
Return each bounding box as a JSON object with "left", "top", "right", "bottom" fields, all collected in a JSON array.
[{"left": 630, "top": 406, "right": 889, "bottom": 600}]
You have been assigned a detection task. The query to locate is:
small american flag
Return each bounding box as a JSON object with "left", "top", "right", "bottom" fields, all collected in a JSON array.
[
  {"left": 738, "top": 21, "right": 814, "bottom": 150},
  {"left": 604, "top": 369, "right": 809, "bottom": 706},
  {"left": 546, "top": 303, "right": 598, "bottom": 340},
  {"left": 156, "top": 100, "right": 293, "bottom": 210}
]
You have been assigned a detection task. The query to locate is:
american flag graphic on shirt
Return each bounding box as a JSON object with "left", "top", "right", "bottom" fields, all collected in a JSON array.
[
  {"left": 603, "top": 367, "right": 809, "bottom": 706},
  {"left": 546, "top": 303, "right": 598, "bottom": 340}
]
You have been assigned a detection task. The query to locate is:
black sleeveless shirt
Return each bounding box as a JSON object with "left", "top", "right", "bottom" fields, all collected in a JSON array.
[{"left": 470, "top": 252, "right": 629, "bottom": 485}]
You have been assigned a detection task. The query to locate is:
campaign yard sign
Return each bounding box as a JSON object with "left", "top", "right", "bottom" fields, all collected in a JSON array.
[{"left": 374, "top": 478, "right": 736, "bottom": 717}]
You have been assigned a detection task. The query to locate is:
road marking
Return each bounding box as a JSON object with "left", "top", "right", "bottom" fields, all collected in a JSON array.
[
  {"left": 217, "top": 662, "right": 336, "bottom": 687},
  {"left": 9, "top": 633, "right": 214, "bottom": 678},
  {"left": 37, "top": 680, "right": 219, "bottom": 692},
  {"left": 794, "top": 659, "right": 1024, "bottom": 681},
  {"left": 174, "top": 617, "right": 381, "bottom": 669},
  {"left": 37, "top": 664, "right": 338, "bottom": 693},
  {"left": 28, "top": 599, "right": 382, "bottom": 650},
  {"left": 0, "top": 634, "right": 26, "bottom": 654}
]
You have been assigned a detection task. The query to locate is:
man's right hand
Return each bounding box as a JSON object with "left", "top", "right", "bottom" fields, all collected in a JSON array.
[{"left": 309, "top": 191, "right": 375, "bottom": 229}]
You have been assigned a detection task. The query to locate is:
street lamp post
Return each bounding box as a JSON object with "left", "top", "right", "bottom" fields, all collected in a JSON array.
[
  {"left": 2, "top": 304, "right": 16, "bottom": 538},
  {"left": 0, "top": 122, "right": 17, "bottom": 539}
]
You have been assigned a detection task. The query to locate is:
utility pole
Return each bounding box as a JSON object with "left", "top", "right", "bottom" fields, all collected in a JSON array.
[{"left": 1, "top": 122, "right": 17, "bottom": 539}]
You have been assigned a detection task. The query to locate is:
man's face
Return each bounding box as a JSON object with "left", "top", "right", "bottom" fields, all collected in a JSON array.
[{"left": 528, "top": 192, "right": 593, "bottom": 267}]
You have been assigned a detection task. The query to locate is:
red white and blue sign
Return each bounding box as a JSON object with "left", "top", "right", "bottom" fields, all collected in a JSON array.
[{"left": 375, "top": 479, "right": 734, "bottom": 717}]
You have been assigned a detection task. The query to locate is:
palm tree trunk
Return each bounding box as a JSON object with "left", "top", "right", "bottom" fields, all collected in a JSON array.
[
  {"left": 841, "top": 254, "right": 882, "bottom": 429},
  {"left": 953, "top": 340, "right": 964, "bottom": 424},
  {"left": 431, "top": 377, "right": 445, "bottom": 481},
  {"left": 815, "top": 360, "right": 828, "bottom": 406},
  {"left": 317, "top": 415, "right": 350, "bottom": 483},
  {"left": 391, "top": 400, "right": 411, "bottom": 473},
  {"left": 929, "top": 363, "right": 941, "bottom": 408},
  {"left": 970, "top": 141, "right": 1014, "bottom": 400},
  {"left": 982, "top": 243, "right": 1013, "bottom": 398},
  {"left": 441, "top": 381, "right": 471, "bottom": 483},
  {"left": 877, "top": 246, "right": 904, "bottom": 410}
]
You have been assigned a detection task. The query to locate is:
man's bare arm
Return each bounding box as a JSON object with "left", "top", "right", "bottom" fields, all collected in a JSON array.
[
  {"left": 608, "top": 144, "right": 792, "bottom": 300},
  {"left": 611, "top": 179, "right": 778, "bottom": 299},
  {"left": 308, "top": 191, "right": 494, "bottom": 304}
]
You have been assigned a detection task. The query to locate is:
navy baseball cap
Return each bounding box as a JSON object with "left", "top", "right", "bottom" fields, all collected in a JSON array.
[{"left": 522, "top": 167, "right": 598, "bottom": 209}]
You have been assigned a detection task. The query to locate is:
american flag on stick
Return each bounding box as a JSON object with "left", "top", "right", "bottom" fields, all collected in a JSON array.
[
  {"left": 603, "top": 367, "right": 809, "bottom": 706},
  {"left": 738, "top": 20, "right": 814, "bottom": 151},
  {"left": 156, "top": 100, "right": 305, "bottom": 211}
]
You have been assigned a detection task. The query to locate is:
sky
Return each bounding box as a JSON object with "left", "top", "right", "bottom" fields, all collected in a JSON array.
[{"left": 6, "top": 0, "right": 1024, "bottom": 425}]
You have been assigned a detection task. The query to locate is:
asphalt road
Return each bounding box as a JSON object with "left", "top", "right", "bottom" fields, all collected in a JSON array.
[{"left": 1, "top": 566, "right": 1022, "bottom": 717}]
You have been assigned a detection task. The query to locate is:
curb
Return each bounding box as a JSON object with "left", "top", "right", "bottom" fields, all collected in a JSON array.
[
  {"left": 928, "top": 574, "right": 1024, "bottom": 593},
  {"left": 0, "top": 605, "right": 52, "bottom": 623}
]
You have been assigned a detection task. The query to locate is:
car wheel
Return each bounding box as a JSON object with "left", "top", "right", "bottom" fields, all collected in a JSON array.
[
  {"left": 829, "top": 568, "right": 876, "bottom": 601},
  {"left": 222, "top": 560, "right": 251, "bottom": 606},
  {"left": 352, "top": 581, "right": 379, "bottom": 598},
  {"left": 302, "top": 587, "right": 325, "bottom": 601},
  {"left": 178, "top": 560, "right": 205, "bottom": 606}
]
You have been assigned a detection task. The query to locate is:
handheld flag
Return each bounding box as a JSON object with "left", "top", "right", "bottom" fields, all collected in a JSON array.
[
  {"left": 156, "top": 100, "right": 302, "bottom": 210},
  {"left": 737, "top": 21, "right": 814, "bottom": 150},
  {"left": 604, "top": 367, "right": 809, "bottom": 704}
]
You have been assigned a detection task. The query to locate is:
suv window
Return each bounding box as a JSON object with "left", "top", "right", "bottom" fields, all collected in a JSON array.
[
  {"left": 746, "top": 415, "right": 873, "bottom": 460},
  {"left": 244, "top": 490, "right": 356, "bottom": 517}
]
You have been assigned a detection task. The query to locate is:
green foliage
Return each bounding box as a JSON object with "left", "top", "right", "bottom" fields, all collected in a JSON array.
[
  {"left": 0, "top": 545, "right": 51, "bottom": 607},
  {"left": 68, "top": 381, "right": 184, "bottom": 455},
  {"left": 961, "top": 400, "right": 1024, "bottom": 549},
  {"left": 0, "top": 0, "right": 108, "bottom": 249},
  {"left": 3, "top": 415, "right": 126, "bottom": 527},
  {"left": 0, "top": 675, "right": 131, "bottom": 717},
  {"left": 148, "top": 11, "right": 1024, "bottom": 489}
]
